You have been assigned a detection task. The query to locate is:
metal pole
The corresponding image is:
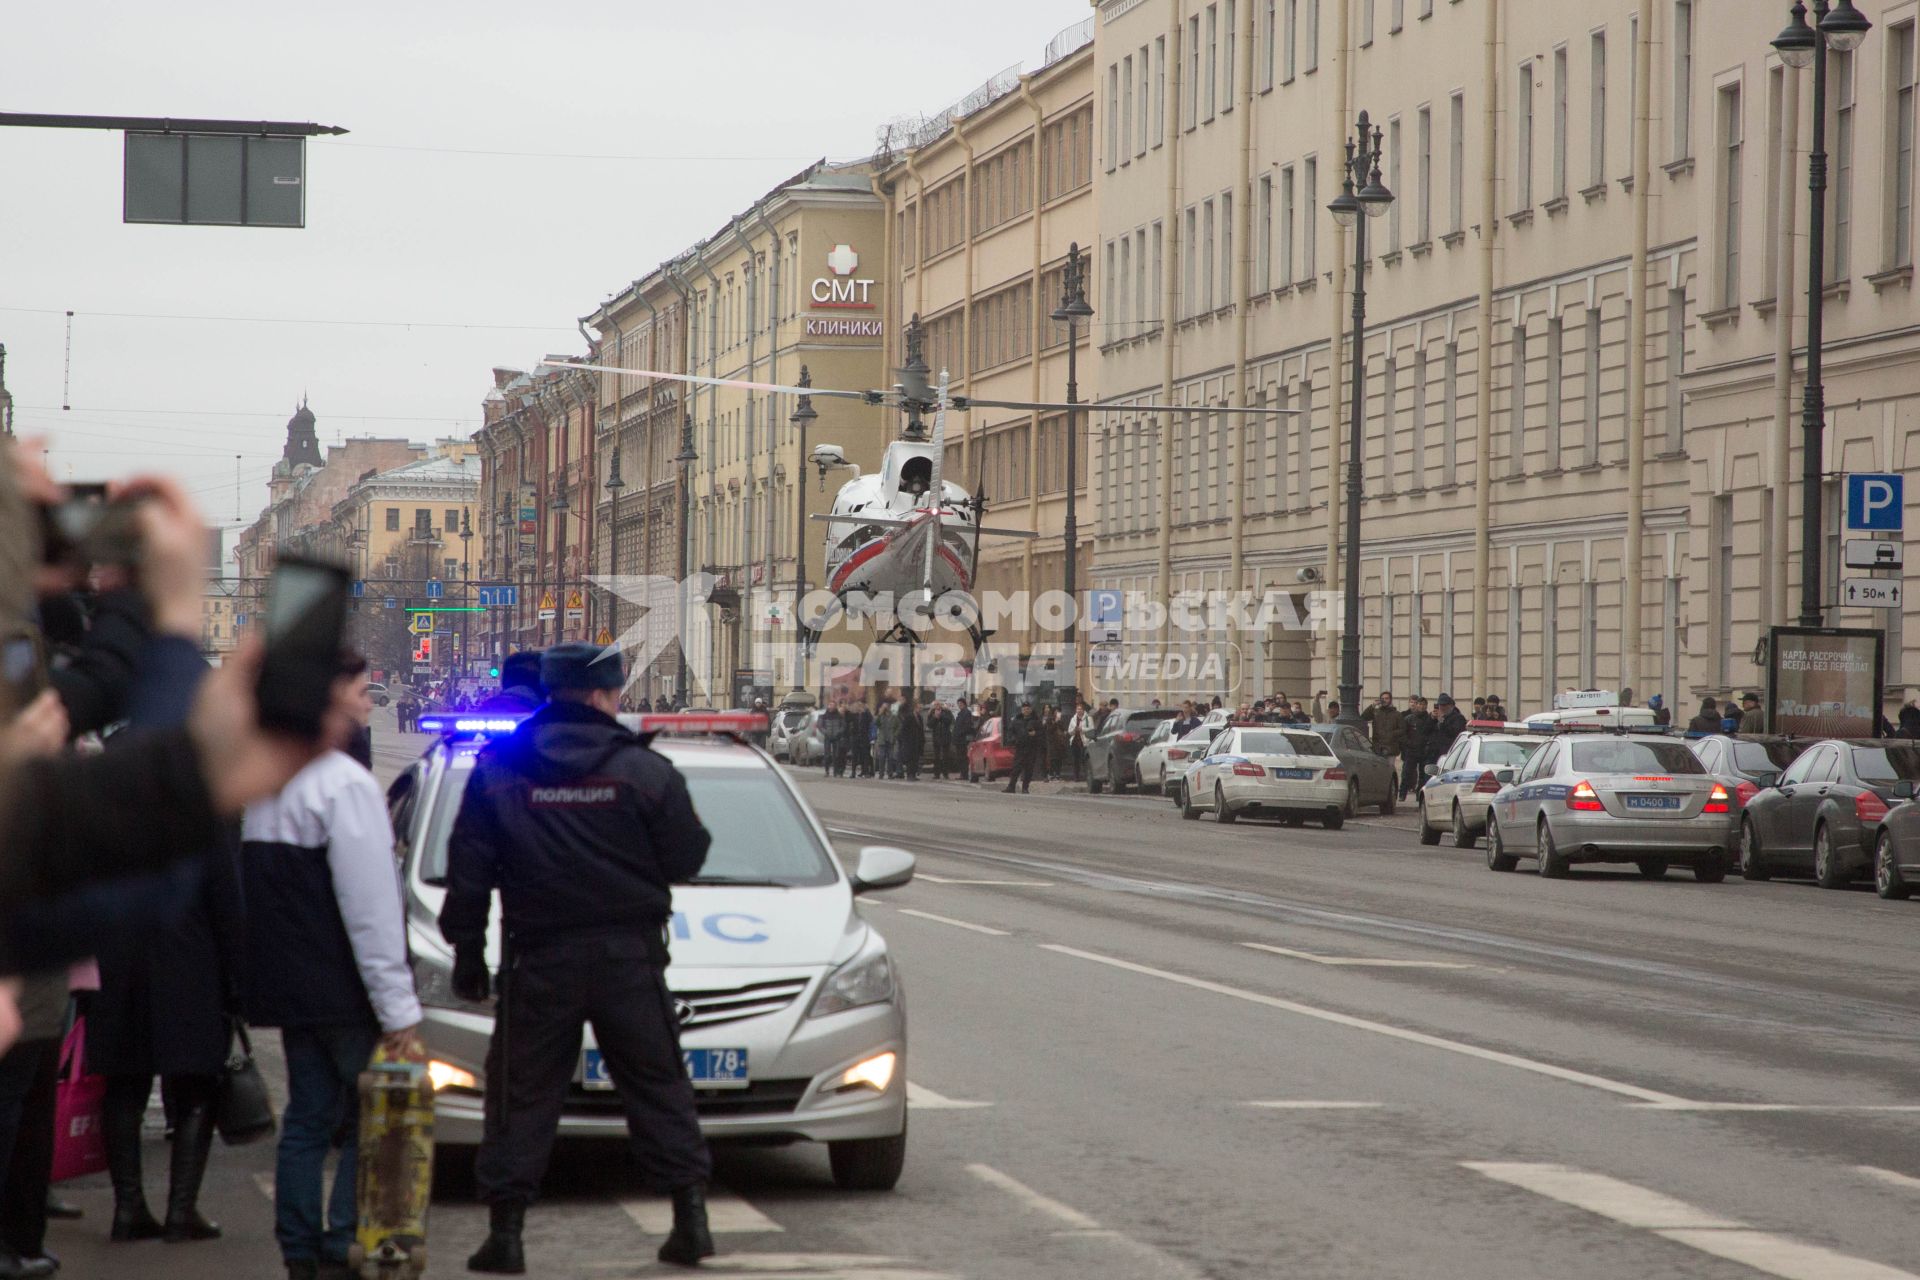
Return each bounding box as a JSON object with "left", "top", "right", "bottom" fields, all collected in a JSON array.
[
  {"left": 1799, "top": 6, "right": 1832, "bottom": 629},
  {"left": 678, "top": 413, "right": 695, "bottom": 702},
  {"left": 1338, "top": 125, "right": 1369, "bottom": 731}
]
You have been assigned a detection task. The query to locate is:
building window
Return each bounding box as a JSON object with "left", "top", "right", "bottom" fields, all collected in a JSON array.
[
  {"left": 1665, "top": 287, "right": 1686, "bottom": 452},
  {"left": 1891, "top": 22, "right": 1916, "bottom": 269},
  {"left": 1107, "top": 63, "right": 1120, "bottom": 170},
  {"left": 1590, "top": 31, "right": 1607, "bottom": 189},
  {"left": 1717, "top": 82, "right": 1743, "bottom": 310},
  {"left": 1516, "top": 60, "right": 1534, "bottom": 211},
  {"left": 1202, "top": 199, "right": 1217, "bottom": 312},
  {"left": 1154, "top": 36, "right": 1167, "bottom": 145},
  {"left": 415, "top": 508, "right": 432, "bottom": 534},
  {"left": 1119, "top": 235, "right": 1132, "bottom": 328},
  {"left": 1380, "top": 355, "right": 1397, "bottom": 492},
  {"left": 445, "top": 507, "right": 460, "bottom": 529},
  {"left": 1220, "top": 192, "right": 1233, "bottom": 307},
  {"left": 1387, "top": 117, "right": 1402, "bottom": 252},
  {"left": 1184, "top": 206, "right": 1198, "bottom": 316},
  {"left": 1391, "top": 0, "right": 1404, "bottom": 34},
  {"left": 1041, "top": 107, "right": 1094, "bottom": 202},
  {"left": 1551, "top": 46, "right": 1568, "bottom": 201},
  {"left": 1295, "top": 377, "right": 1313, "bottom": 507},
  {"left": 1257, "top": 175, "right": 1273, "bottom": 291},
  {"left": 1442, "top": 339, "right": 1458, "bottom": 483},
  {"left": 1448, "top": 92, "right": 1465, "bottom": 233},
  {"left": 1284, "top": 0, "right": 1298, "bottom": 81},
  {"left": 1583, "top": 306, "right": 1602, "bottom": 466},
  {"left": 1138, "top": 47, "right": 1151, "bottom": 157},
  {"left": 1303, "top": 156, "right": 1318, "bottom": 276},
  {"left": 1626, "top": 13, "right": 1640, "bottom": 180},
  {"left": 1105, "top": 241, "right": 1118, "bottom": 335},
  {"left": 1152, "top": 221, "right": 1165, "bottom": 322},
  {"left": 1205, "top": 5, "right": 1219, "bottom": 122},
  {"left": 1262, "top": 0, "right": 1277, "bottom": 90},
  {"left": 386, "top": 507, "right": 400, "bottom": 532},
  {"left": 972, "top": 280, "right": 1035, "bottom": 371},
  {"left": 1509, "top": 322, "right": 1527, "bottom": 474},
  {"left": 1120, "top": 57, "right": 1134, "bottom": 161},
  {"left": 1136, "top": 228, "right": 1149, "bottom": 331},
  {"left": 1830, "top": 47, "right": 1855, "bottom": 279},
  {"left": 1416, "top": 106, "right": 1432, "bottom": 243},
  {"left": 974, "top": 140, "right": 1034, "bottom": 233},
  {"left": 1305, "top": 0, "right": 1319, "bottom": 72},
  {"left": 1279, "top": 164, "right": 1296, "bottom": 285},
  {"left": 1224, "top": 0, "right": 1237, "bottom": 107},
  {"left": 1672, "top": 0, "right": 1694, "bottom": 161},
  {"left": 1187, "top": 16, "right": 1201, "bottom": 128},
  {"left": 1360, "top": 0, "right": 1374, "bottom": 47},
  {"left": 1411, "top": 347, "right": 1428, "bottom": 486},
  {"left": 1545, "top": 316, "right": 1563, "bottom": 470}
]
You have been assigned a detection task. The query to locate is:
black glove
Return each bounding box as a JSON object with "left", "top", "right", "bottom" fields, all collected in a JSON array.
[{"left": 452, "top": 947, "right": 492, "bottom": 1004}]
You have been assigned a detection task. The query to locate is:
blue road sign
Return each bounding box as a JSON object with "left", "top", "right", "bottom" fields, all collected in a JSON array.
[
  {"left": 385, "top": 597, "right": 397, "bottom": 609},
  {"left": 477, "top": 585, "right": 518, "bottom": 608},
  {"left": 426, "top": 579, "right": 445, "bottom": 600},
  {"left": 1846, "top": 473, "right": 1905, "bottom": 533},
  {"left": 351, "top": 580, "right": 365, "bottom": 599}
]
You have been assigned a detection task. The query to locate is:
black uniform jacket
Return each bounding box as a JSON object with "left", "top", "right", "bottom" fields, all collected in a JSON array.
[{"left": 438, "top": 700, "right": 712, "bottom": 954}]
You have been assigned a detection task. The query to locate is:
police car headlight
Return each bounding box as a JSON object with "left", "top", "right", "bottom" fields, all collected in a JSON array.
[{"left": 808, "top": 945, "right": 896, "bottom": 1019}]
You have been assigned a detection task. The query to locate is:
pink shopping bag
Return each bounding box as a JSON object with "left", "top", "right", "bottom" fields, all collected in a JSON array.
[{"left": 51, "top": 1018, "right": 107, "bottom": 1183}]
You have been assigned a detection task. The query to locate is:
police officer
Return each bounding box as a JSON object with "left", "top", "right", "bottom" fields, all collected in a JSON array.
[{"left": 439, "top": 643, "right": 715, "bottom": 1273}]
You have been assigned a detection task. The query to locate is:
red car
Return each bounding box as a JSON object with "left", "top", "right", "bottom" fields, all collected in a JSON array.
[{"left": 966, "top": 717, "right": 1016, "bottom": 782}]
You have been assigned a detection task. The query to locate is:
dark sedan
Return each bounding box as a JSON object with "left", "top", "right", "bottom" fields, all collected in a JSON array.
[
  {"left": 1307, "top": 724, "right": 1397, "bottom": 816},
  {"left": 1739, "top": 739, "right": 1920, "bottom": 887},
  {"left": 1869, "top": 794, "right": 1920, "bottom": 900},
  {"left": 1087, "top": 707, "right": 1180, "bottom": 794}
]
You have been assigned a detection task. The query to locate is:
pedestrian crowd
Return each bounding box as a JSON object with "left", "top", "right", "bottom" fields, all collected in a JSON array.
[
  {"left": 0, "top": 438, "right": 719, "bottom": 1278},
  {"left": 809, "top": 692, "right": 1102, "bottom": 792}
]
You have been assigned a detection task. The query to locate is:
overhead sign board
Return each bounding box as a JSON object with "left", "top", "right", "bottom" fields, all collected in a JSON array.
[
  {"left": 1842, "top": 578, "right": 1903, "bottom": 609},
  {"left": 124, "top": 132, "right": 305, "bottom": 227},
  {"left": 1844, "top": 540, "right": 1905, "bottom": 570},
  {"left": 476, "top": 585, "right": 518, "bottom": 608},
  {"left": 1845, "top": 473, "right": 1905, "bottom": 533}
]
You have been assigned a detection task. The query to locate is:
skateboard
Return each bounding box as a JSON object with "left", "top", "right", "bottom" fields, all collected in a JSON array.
[{"left": 348, "top": 1050, "right": 433, "bottom": 1279}]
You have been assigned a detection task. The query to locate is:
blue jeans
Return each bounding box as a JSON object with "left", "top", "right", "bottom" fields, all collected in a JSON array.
[{"left": 276, "top": 1023, "right": 379, "bottom": 1264}]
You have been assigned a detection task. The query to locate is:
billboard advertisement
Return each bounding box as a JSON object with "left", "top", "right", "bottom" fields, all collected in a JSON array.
[{"left": 1766, "top": 626, "right": 1884, "bottom": 739}]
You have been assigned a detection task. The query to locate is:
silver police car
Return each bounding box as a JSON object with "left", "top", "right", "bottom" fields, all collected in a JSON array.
[
  {"left": 1417, "top": 730, "right": 1542, "bottom": 847},
  {"left": 389, "top": 712, "right": 916, "bottom": 1191},
  {"left": 1483, "top": 732, "right": 1737, "bottom": 881}
]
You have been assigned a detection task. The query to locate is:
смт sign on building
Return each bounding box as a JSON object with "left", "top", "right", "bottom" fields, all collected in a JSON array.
[{"left": 806, "top": 242, "right": 882, "bottom": 337}]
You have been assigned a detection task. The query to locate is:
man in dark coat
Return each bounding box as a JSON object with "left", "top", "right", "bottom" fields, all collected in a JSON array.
[
  {"left": 1429, "top": 694, "right": 1468, "bottom": 761},
  {"left": 441, "top": 643, "right": 715, "bottom": 1272},
  {"left": 851, "top": 702, "right": 874, "bottom": 777},
  {"left": 1687, "top": 697, "right": 1722, "bottom": 735},
  {"left": 928, "top": 701, "right": 954, "bottom": 779},
  {"left": 897, "top": 700, "right": 924, "bottom": 781},
  {"left": 1399, "top": 697, "right": 1435, "bottom": 800},
  {"left": 1002, "top": 701, "right": 1040, "bottom": 794},
  {"left": 819, "top": 702, "right": 846, "bottom": 777}
]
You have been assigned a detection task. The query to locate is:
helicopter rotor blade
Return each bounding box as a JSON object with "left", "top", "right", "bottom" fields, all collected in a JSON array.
[
  {"left": 949, "top": 395, "right": 1303, "bottom": 416},
  {"left": 537, "top": 359, "right": 875, "bottom": 403}
]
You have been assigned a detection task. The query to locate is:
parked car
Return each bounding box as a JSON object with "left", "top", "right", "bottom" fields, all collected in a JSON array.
[
  {"left": 1484, "top": 732, "right": 1737, "bottom": 881},
  {"left": 1140, "top": 722, "right": 1227, "bottom": 801},
  {"left": 1417, "top": 730, "right": 1543, "bottom": 846},
  {"left": 1306, "top": 723, "right": 1397, "bottom": 816},
  {"left": 966, "top": 716, "right": 1016, "bottom": 782},
  {"left": 1739, "top": 739, "right": 1920, "bottom": 887},
  {"left": 1867, "top": 791, "right": 1920, "bottom": 899},
  {"left": 786, "top": 709, "right": 827, "bottom": 766},
  {"left": 1181, "top": 725, "right": 1349, "bottom": 827},
  {"left": 1686, "top": 734, "right": 1810, "bottom": 853},
  {"left": 768, "top": 702, "right": 816, "bottom": 760},
  {"left": 367, "top": 681, "right": 391, "bottom": 707},
  {"left": 1086, "top": 707, "right": 1180, "bottom": 793}
]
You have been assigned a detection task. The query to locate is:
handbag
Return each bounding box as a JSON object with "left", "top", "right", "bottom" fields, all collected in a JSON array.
[
  {"left": 215, "top": 1020, "right": 277, "bottom": 1146},
  {"left": 51, "top": 1018, "right": 107, "bottom": 1183}
]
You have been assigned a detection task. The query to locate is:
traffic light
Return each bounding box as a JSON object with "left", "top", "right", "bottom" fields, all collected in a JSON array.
[{"left": 489, "top": 665, "right": 501, "bottom": 679}]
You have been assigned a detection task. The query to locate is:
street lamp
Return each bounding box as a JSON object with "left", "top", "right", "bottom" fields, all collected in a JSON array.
[
  {"left": 459, "top": 508, "right": 472, "bottom": 680},
  {"left": 676, "top": 413, "right": 699, "bottom": 705},
  {"left": 605, "top": 444, "right": 627, "bottom": 658},
  {"left": 790, "top": 368, "right": 819, "bottom": 694},
  {"left": 1050, "top": 243, "right": 1095, "bottom": 698},
  {"left": 1328, "top": 111, "right": 1392, "bottom": 730},
  {"left": 1773, "top": 0, "right": 1871, "bottom": 627}
]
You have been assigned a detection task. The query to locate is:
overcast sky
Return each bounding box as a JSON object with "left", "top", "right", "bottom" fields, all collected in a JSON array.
[{"left": 3, "top": 0, "right": 1088, "bottom": 527}]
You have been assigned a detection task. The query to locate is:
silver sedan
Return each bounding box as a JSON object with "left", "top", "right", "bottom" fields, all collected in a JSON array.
[{"left": 1483, "top": 733, "right": 1737, "bottom": 882}]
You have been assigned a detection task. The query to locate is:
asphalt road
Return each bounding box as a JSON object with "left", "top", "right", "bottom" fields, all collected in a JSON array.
[{"left": 49, "top": 722, "right": 1920, "bottom": 1279}]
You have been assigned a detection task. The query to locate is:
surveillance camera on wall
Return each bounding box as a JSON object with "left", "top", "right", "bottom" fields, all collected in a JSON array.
[{"left": 1295, "top": 565, "right": 1323, "bottom": 584}]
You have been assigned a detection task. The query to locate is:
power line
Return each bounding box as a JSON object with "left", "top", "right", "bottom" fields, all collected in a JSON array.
[
  {"left": 0, "top": 305, "right": 574, "bottom": 334},
  {"left": 19, "top": 403, "right": 481, "bottom": 427}
]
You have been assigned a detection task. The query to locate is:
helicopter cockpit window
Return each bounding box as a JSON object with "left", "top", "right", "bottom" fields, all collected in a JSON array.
[{"left": 900, "top": 456, "right": 931, "bottom": 495}]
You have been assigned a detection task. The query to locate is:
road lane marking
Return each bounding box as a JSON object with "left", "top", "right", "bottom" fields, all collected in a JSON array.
[
  {"left": 1244, "top": 1100, "right": 1385, "bottom": 1109},
  {"left": 907, "top": 1081, "right": 993, "bottom": 1110},
  {"left": 917, "top": 874, "right": 1054, "bottom": 886},
  {"left": 1243, "top": 942, "right": 1474, "bottom": 968},
  {"left": 1465, "top": 1162, "right": 1920, "bottom": 1280},
  {"left": 1039, "top": 944, "right": 1690, "bottom": 1105},
  {"left": 621, "top": 1191, "right": 782, "bottom": 1234},
  {"left": 965, "top": 1164, "right": 1103, "bottom": 1230},
  {"left": 896, "top": 908, "right": 1010, "bottom": 936},
  {"left": 1858, "top": 1166, "right": 1920, "bottom": 1194},
  {"left": 1630, "top": 1103, "right": 1920, "bottom": 1113}
]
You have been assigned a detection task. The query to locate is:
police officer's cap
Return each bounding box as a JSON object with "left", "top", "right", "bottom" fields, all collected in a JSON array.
[{"left": 541, "top": 642, "right": 625, "bottom": 693}]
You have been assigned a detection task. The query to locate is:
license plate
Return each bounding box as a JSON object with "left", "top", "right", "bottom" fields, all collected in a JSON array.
[
  {"left": 583, "top": 1047, "right": 750, "bottom": 1091},
  {"left": 1272, "top": 767, "right": 1314, "bottom": 779},
  {"left": 1624, "top": 794, "right": 1682, "bottom": 811}
]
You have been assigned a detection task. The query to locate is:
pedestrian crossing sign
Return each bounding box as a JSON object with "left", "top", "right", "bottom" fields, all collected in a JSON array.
[{"left": 409, "top": 612, "right": 434, "bottom": 636}]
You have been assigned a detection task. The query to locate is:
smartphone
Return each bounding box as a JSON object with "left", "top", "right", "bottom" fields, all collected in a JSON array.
[
  {"left": 255, "top": 555, "right": 352, "bottom": 738},
  {"left": 40, "top": 483, "right": 145, "bottom": 567}
]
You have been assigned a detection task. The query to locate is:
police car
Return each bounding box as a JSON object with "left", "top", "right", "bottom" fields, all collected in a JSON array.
[
  {"left": 1416, "top": 724, "right": 1542, "bottom": 847},
  {"left": 389, "top": 710, "right": 915, "bottom": 1191},
  {"left": 1180, "top": 724, "right": 1350, "bottom": 827}
]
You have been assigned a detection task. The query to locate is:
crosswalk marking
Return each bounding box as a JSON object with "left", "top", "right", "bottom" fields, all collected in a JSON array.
[
  {"left": 907, "top": 1080, "right": 992, "bottom": 1110},
  {"left": 1465, "top": 1161, "right": 1920, "bottom": 1279},
  {"left": 1858, "top": 1166, "right": 1920, "bottom": 1194},
  {"left": 620, "top": 1190, "right": 782, "bottom": 1234},
  {"left": 1243, "top": 942, "right": 1474, "bottom": 968}
]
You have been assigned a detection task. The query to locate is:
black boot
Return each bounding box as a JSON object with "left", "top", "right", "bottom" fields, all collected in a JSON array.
[
  {"left": 467, "top": 1202, "right": 526, "bottom": 1274},
  {"left": 657, "top": 1184, "right": 715, "bottom": 1267},
  {"left": 103, "top": 1085, "right": 161, "bottom": 1243},
  {"left": 160, "top": 1104, "right": 221, "bottom": 1242}
]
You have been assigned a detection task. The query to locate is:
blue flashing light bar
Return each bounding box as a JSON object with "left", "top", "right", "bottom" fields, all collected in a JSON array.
[{"left": 416, "top": 712, "right": 528, "bottom": 737}]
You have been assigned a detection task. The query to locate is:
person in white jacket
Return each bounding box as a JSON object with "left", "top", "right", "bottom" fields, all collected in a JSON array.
[{"left": 239, "top": 654, "right": 423, "bottom": 1280}]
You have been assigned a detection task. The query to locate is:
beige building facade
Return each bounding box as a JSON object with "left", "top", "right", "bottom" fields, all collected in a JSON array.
[
  {"left": 877, "top": 28, "right": 1098, "bottom": 679},
  {"left": 1090, "top": 0, "right": 1920, "bottom": 711}
]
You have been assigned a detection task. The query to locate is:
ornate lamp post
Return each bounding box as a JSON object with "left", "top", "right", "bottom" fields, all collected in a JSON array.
[
  {"left": 458, "top": 508, "right": 472, "bottom": 678},
  {"left": 605, "top": 443, "right": 627, "bottom": 651},
  {"left": 1050, "top": 243, "right": 1095, "bottom": 697},
  {"left": 1773, "top": 0, "right": 1871, "bottom": 627},
  {"left": 1327, "top": 111, "right": 1394, "bottom": 729},
  {"left": 790, "top": 368, "right": 819, "bottom": 693},
  {"left": 675, "top": 413, "right": 699, "bottom": 704}
]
